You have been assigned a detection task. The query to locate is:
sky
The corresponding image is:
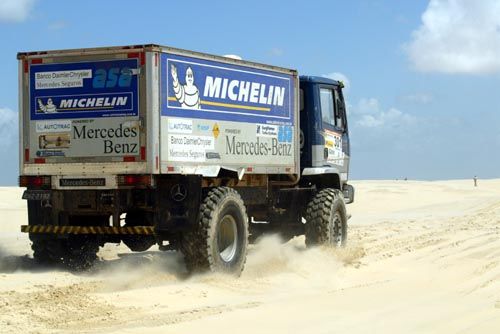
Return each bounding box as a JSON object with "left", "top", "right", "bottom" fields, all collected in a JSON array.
[{"left": 1, "top": 0, "right": 500, "bottom": 184}]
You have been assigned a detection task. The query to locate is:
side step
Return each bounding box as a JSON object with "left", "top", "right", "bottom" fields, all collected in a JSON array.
[{"left": 21, "top": 225, "right": 155, "bottom": 235}]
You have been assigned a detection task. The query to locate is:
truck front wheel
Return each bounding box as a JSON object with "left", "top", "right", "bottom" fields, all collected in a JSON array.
[
  {"left": 305, "top": 188, "right": 347, "bottom": 247},
  {"left": 181, "top": 187, "right": 249, "bottom": 275}
]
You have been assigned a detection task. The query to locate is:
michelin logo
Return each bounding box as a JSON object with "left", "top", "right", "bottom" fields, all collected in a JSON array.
[
  {"left": 171, "top": 64, "right": 201, "bottom": 109},
  {"left": 36, "top": 96, "right": 129, "bottom": 113},
  {"left": 204, "top": 76, "right": 285, "bottom": 106},
  {"left": 168, "top": 61, "right": 287, "bottom": 112},
  {"left": 38, "top": 98, "right": 57, "bottom": 113}
]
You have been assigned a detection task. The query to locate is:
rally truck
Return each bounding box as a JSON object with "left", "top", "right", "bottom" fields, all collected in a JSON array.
[{"left": 17, "top": 44, "right": 354, "bottom": 273}]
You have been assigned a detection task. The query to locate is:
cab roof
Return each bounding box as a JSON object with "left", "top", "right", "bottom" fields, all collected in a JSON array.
[{"left": 299, "top": 75, "right": 342, "bottom": 87}]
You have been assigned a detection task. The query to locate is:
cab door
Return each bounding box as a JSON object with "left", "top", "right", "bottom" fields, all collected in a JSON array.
[{"left": 315, "top": 84, "right": 349, "bottom": 171}]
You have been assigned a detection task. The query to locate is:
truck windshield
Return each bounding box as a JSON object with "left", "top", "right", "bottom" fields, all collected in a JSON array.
[{"left": 320, "top": 88, "right": 335, "bottom": 127}]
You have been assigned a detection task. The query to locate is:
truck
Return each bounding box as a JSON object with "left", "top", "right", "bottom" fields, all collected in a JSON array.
[{"left": 17, "top": 44, "right": 354, "bottom": 274}]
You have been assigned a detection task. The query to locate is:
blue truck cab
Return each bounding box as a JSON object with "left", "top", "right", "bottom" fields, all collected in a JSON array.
[{"left": 299, "top": 76, "right": 353, "bottom": 203}]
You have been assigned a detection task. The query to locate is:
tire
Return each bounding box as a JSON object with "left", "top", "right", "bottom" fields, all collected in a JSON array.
[
  {"left": 28, "top": 203, "right": 100, "bottom": 270},
  {"left": 122, "top": 211, "right": 156, "bottom": 252},
  {"left": 28, "top": 200, "right": 66, "bottom": 265},
  {"left": 305, "top": 188, "right": 347, "bottom": 247},
  {"left": 31, "top": 236, "right": 98, "bottom": 270},
  {"left": 31, "top": 238, "right": 65, "bottom": 265},
  {"left": 62, "top": 236, "right": 99, "bottom": 271},
  {"left": 60, "top": 216, "right": 101, "bottom": 270},
  {"left": 181, "top": 187, "right": 249, "bottom": 275}
]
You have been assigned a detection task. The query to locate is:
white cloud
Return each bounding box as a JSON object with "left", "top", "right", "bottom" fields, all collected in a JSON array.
[
  {"left": 356, "top": 97, "right": 379, "bottom": 115},
  {"left": 406, "top": 0, "right": 500, "bottom": 74},
  {"left": 357, "top": 108, "right": 415, "bottom": 128},
  {"left": 0, "top": 107, "right": 17, "bottom": 150},
  {"left": 323, "top": 72, "right": 350, "bottom": 92},
  {"left": 0, "top": 0, "right": 36, "bottom": 23},
  {"left": 352, "top": 98, "right": 416, "bottom": 128},
  {"left": 401, "top": 93, "right": 433, "bottom": 104}
]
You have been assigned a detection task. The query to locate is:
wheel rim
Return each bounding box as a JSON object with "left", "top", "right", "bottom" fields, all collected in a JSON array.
[
  {"left": 218, "top": 214, "right": 238, "bottom": 263},
  {"left": 331, "top": 212, "right": 343, "bottom": 246}
]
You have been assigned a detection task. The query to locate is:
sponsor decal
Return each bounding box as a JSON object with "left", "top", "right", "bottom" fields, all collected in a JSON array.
[
  {"left": 212, "top": 123, "right": 220, "bottom": 138},
  {"left": 167, "top": 134, "right": 215, "bottom": 162},
  {"left": 72, "top": 123, "right": 139, "bottom": 155},
  {"left": 35, "top": 93, "right": 133, "bottom": 115},
  {"left": 38, "top": 134, "right": 70, "bottom": 149},
  {"left": 168, "top": 118, "right": 193, "bottom": 134},
  {"left": 168, "top": 134, "right": 214, "bottom": 149},
  {"left": 278, "top": 125, "right": 293, "bottom": 143},
  {"left": 36, "top": 120, "right": 71, "bottom": 133},
  {"left": 169, "top": 64, "right": 201, "bottom": 109},
  {"left": 196, "top": 124, "right": 211, "bottom": 132},
  {"left": 35, "top": 69, "right": 92, "bottom": 90},
  {"left": 324, "top": 130, "right": 344, "bottom": 166},
  {"left": 36, "top": 150, "right": 65, "bottom": 157},
  {"left": 59, "top": 178, "right": 105, "bottom": 187},
  {"left": 161, "top": 53, "right": 294, "bottom": 125},
  {"left": 224, "top": 128, "right": 241, "bottom": 135},
  {"left": 256, "top": 124, "right": 278, "bottom": 138},
  {"left": 225, "top": 136, "right": 292, "bottom": 157},
  {"left": 30, "top": 59, "right": 139, "bottom": 120},
  {"left": 206, "top": 152, "right": 221, "bottom": 160}
]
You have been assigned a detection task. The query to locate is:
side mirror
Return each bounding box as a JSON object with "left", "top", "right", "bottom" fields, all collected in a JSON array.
[
  {"left": 337, "top": 99, "right": 346, "bottom": 116},
  {"left": 336, "top": 99, "right": 345, "bottom": 129}
]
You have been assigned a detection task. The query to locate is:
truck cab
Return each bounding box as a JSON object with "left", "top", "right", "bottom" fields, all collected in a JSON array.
[{"left": 299, "top": 76, "right": 353, "bottom": 202}]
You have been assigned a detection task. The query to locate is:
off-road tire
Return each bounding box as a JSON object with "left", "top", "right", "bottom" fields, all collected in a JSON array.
[
  {"left": 30, "top": 236, "right": 99, "bottom": 270},
  {"left": 122, "top": 211, "right": 156, "bottom": 252},
  {"left": 62, "top": 236, "right": 100, "bottom": 271},
  {"left": 31, "top": 238, "right": 65, "bottom": 265},
  {"left": 305, "top": 188, "right": 347, "bottom": 247},
  {"left": 28, "top": 200, "right": 65, "bottom": 265},
  {"left": 181, "top": 187, "right": 249, "bottom": 275}
]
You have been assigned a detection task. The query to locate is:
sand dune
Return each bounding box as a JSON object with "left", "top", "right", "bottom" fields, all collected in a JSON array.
[{"left": 1, "top": 180, "right": 499, "bottom": 333}]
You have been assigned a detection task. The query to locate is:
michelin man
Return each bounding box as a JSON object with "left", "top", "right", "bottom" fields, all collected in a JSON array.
[
  {"left": 37, "top": 98, "right": 57, "bottom": 113},
  {"left": 170, "top": 64, "right": 201, "bottom": 109}
]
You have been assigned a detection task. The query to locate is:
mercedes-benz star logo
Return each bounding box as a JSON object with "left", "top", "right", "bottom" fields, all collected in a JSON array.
[{"left": 171, "top": 184, "right": 187, "bottom": 202}]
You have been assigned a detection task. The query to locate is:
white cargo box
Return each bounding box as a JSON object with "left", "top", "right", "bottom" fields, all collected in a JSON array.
[{"left": 18, "top": 45, "right": 299, "bottom": 184}]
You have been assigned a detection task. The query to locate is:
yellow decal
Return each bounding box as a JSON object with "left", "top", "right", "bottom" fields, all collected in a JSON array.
[{"left": 212, "top": 123, "right": 220, "bottom": 139}]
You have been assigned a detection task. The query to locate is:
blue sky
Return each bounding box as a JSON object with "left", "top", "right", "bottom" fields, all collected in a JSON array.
[{"left": 1, "top": 0, "right": 499, "bottom": 184}]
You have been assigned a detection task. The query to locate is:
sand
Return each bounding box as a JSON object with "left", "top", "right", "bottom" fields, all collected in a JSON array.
[{"left": 0, "top": 180, "right": 499, "bottom": 333}]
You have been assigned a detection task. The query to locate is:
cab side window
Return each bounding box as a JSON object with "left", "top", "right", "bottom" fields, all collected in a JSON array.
[{"left": 320, "top": 88, "right": 335, "bottom": 128}]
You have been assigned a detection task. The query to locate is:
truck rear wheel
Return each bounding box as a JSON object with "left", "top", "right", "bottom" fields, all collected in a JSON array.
[
  {"left": 62, "top": 236, "right": 99, "bottom": 270},
  {"left": 31, "top": 238, "right": 65, "bottom": 265},
  {"left": 181, "top": 187, "right": 249, "bottom": 275},
  {"left": 122, "top": 211, "right": 156, "bottom": 252},
  {"left": 28, "top": 200, "right": 65, "bottom": 265},
  {"left": 31, "top": 237, "right": 98, "bottom": 270},
  {"left": 305, "top": 188, "right": 347, "bottom": 247},
  {"left": 28, "top": 204, "right": 100, "bottom": 270}
]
